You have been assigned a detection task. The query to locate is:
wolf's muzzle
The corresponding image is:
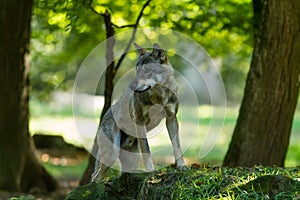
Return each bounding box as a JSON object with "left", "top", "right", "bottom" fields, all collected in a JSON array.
[{"left": 134, "top": 85, "right": 151, "bottom": 93}]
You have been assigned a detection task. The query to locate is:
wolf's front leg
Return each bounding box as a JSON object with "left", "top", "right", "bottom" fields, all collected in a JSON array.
[
  {"left": 138, "top": 137, "right": 155, "bottom": 171},
  {"left": 91, "top": 123, "right": 121, "bottom": 182},
  {"left": 166, "top": 116, "right": 185, "bottom": 169},
  {"left": 135, "top": 126, "right": 154, "bottom": 171},
  {"left": 119, "top": 136, "right": 140, "bottom": 172}
]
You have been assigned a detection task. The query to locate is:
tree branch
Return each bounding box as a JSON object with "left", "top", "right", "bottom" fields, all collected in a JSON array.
[
  {"left": 112, "top": 23, "right": 135, "bottom": 28},
  {"left": 88, "top": 0, "right": 151, "bottom": 31},
  {"left": 114, "top": 0, "right": 152, "bottom": 73}
]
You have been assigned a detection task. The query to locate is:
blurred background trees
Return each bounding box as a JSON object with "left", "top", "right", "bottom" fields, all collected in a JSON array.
[{"left": 30, "top": 0, "right": 253, "bottom": 103}]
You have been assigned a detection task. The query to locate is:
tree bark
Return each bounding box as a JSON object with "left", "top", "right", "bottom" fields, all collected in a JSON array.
[
  {"left": 223, "top": 0, "right": 300, "bottom": 167},
  {"left": 0, "top": 0, "right": 56, "bottom": 192},
  {"left": 80, "top": 10, "right": 115, "bottom": 185},
  {"left": 100, "top": 10, "right": 116, "bottom": 120}
]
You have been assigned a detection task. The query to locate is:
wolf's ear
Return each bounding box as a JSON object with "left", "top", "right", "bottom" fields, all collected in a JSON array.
[
  {"left": 152, "top": 43, "right": 168, "bottom": 64},
  {"left": 134, "top": 43, "right": 146, "bottom": 57}
]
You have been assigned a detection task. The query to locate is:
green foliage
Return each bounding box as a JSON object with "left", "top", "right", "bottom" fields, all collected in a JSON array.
[
  {"left": 31, "top": 0, "right": 254, "bottom": 102},
  {"left": 145, "top": 0, "right": 254, "bottom": 101},
  {"left": 66, "top": 166, "right": 300, "bottom": 199},
  {"left": 65, "top": 182, "right": 106, "bottom": 200},
  {"left": 286, "top": 143, "right": 300, "bottom": 167},
  {"left": 31, "top": 0, "right": 106, "bottom": 100},
  {"left": 42, "top": 160, "right": 87, "bottom": 179}
]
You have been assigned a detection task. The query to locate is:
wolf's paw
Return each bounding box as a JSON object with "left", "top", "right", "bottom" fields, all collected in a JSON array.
[
  {"left": 145, "top": 161, "right": 155, "bottom": 172},
  {"left": 175, "top": 159, "right": 187, "bottom": 170},
  {"left": 176, "top": 165, "right": 188, "bottom": 170}
]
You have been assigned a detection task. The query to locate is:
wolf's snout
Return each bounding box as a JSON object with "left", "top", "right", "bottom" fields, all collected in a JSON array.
[
  {"left": 129, "top": 79, "right": 152, "bottom": 92},
  {"left": 135, "top": 85, "right": 151, "bottom": 92}
]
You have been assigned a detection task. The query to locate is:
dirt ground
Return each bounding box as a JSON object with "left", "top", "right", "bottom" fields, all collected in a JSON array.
[{"left": 0, "top": 177, "right": 79, "bottom": 200}]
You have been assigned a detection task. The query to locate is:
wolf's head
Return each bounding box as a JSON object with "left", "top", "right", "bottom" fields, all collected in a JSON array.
[
  {"left": 130, "top": 43, "right": 174, "bottom": 92},
  {"left": 134, "top": 43, "right": 169, "bottom": 68}
]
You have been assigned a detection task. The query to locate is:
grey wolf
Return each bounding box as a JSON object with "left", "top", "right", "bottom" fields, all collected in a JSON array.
[{"left": 91, "top": 43, "right": 185, "bottom": 182}]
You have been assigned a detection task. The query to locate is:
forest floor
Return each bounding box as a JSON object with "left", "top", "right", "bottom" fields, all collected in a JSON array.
[
  {"left": 0, "top": 176, "right": 79, "bottom": 200},
  {"left": 0, "top": 146, "right": 88, "bottom": 200},
  {"left": 1, "top": 139, "right": 300, "bottom": 200},
  {"left": 0, "top": 173, "right": 80, "bottom": 200}
]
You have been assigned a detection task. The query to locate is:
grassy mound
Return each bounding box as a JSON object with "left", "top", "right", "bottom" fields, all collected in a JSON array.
[{"left": 66, "top": 165, "right": 300, "bottom": 200}]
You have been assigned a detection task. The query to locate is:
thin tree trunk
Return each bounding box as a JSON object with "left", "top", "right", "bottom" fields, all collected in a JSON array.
[
  {"left": 80, "top": 10, "right": 115, "bottom": 185},
  {"left": 223, "top": 0, "right": 300, "bottom": 167},
  {"left": 0, "top": 0, "right": 56, "bottom": 192},
  {"left": 100, "top": 10, "right": 116, "bottom": 120}
]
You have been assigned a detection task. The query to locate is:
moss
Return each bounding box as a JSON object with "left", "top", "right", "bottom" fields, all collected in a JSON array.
[
  {"left": 66, "top": 166, "right": 300, "bottom": 200},
  {"left": 65, "top": 182, "right": 103, "bottom": 200},
  {"left": 236, "top": 174, "right": 300, "bottom": 199},
  {"left": 107, "top": 172, "right": 153, "bottom": 200}
]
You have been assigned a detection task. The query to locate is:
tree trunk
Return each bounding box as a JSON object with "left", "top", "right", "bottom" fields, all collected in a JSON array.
[
  {"left": 223, "top": 0, "right": 300, "bottom": 167},
  {"left": 0, "top": 0, "right": 56, "bottom": 192},
  {"left": 80, "top": 10, "right": 116, "bottom": 185}
]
